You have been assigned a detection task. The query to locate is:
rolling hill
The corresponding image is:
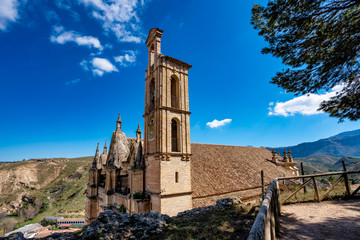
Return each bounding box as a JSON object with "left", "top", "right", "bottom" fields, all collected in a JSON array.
[{"left": 0, "top": 157, "right": 92, "bottom": 233}]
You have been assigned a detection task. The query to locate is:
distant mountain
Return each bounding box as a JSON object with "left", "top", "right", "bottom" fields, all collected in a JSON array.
[
  {"left": 271, "top": 129, "right": 360, "bottom": 158},
  {"left": 332, "top": 129, "right": 360, "bottom": 138}
]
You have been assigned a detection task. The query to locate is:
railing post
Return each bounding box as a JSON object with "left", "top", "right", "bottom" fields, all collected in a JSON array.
[
  {"left": 312, "top": 177, "right": 320, "bottom": 202},
  {"left": 265, "top": 203, "right": 271, "bottom": 240},
  {"left": 273, "top": 185, "right": 280, "bottom": 237},
  {"left": 301, "top": 162, "right": 307, "bottom": 194},
  {"left": 270, "top": 198, "right": 276, "bottom": 240},
  {"left": 342, "top": 160, "right": 351, "bottom": 196},
  {"left": 261, "top": 170, "right": 265, "bottom": 200},
  {"left": 276, "top": 180, "right": 281, "bottom": 215}
]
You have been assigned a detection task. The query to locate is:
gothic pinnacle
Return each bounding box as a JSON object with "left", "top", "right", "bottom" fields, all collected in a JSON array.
[
  {"left": 136, "top": 123, "right": 141, "bottom": 140},
  {"left": 96, "top": 142, "right": 99, "bottom": 157},
  {"left": 116, "top": 113, "right": 122, "bottom": 131},
  {"left": 137, "top": 123, "right": 141, "bottom": 133},
  {"left": 103, "top": 139, "right": 107, "bottom": 154}
]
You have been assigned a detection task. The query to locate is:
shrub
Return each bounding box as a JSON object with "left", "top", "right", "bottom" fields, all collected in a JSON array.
[
  {"left": 118, "top": 205, "right": 126, "bottom": 214},
  {"left": 132, "top": 191, "right": 143, "bottom": 199}
]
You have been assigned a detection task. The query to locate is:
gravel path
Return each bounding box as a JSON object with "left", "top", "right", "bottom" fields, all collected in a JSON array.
[{"left": 279, "top": 199, "right": 360, "bottom": 240}]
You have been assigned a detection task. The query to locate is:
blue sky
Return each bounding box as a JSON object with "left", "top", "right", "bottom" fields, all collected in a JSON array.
[{"left": 0, "top": 0, "right": 359, "bottom": 161}]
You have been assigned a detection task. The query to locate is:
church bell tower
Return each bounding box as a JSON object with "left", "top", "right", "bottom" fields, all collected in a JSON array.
[{"left": 144, "top": 28, "right": 192, "bottom": 216}]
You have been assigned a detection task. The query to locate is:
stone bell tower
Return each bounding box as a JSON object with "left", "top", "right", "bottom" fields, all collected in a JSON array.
[{"left": 143, "top": 28, "right": 192, "bottom": 216}]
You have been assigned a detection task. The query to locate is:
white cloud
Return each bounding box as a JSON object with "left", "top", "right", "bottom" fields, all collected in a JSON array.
[
  {"left": 55, "top": 0, "right": 72, "bottom": 10},
  {"left": 65, "top": 78, "right": 80, "bottom": 86},
  {"left": 206, "top": 119, "right": 232, "bottom": 128},
  {"left": 50, "top": 26, "right": 103, "bottom": 51},
  {"left": 92, "top": 57, "right": 118, "bottom": 72},
  {"left": 55, "top": 0, "right": 80, "bottom": 21},
  {"left": 81, "top": 57, "right": 118, "bottom": 77},
  {"left": 114, "top": 50, "right": 137, "bottom": 66},
  {"left": 92, "top": 69, "right": 104, "bottom": 76},
  {"left": 0, "top": 0, "right": 20, "bottom": 30},
  {"left": 78, "top": 0, "right": 143, "bottom": 43},
  {"left": 268, "top": 85, "right": 344, "bottom": 116},
  {"left": 80, "top": 59, "right": 89, "bottom": 71}
]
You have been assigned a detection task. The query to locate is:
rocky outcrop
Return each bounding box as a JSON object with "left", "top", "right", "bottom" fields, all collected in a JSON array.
[
  {"left": 1, "top": 198, "right": 244, "bottom": 240},
  {"left": 177, "top": 197, "right": 243, "bottom": 218},
  {"left": 78, "top": 211, "right": 170, "bottom": 240},
  {"left": 1, "top": 211, "right": 170, "bottom": 240}
]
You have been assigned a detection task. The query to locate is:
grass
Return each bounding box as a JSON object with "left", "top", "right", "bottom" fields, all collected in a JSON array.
[
  {"left": 0, "top": 156, "right": 92, "bottom": 230},
  {"left": 151, "top": 204, "right": 259, "bottom": 240},
  {"left": 279, "top": 177, "right": 353, "bottom": 205}
]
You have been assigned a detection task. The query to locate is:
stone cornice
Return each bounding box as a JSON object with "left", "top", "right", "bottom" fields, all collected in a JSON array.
[
  {"left": 143, "top": 107, "right": 191, "bottom": 117},
  {"left": 145, "top": 28, "right": 163, "bottom": 47},
  {"left": 161, "top": 191, "right": 193, "bottom": 198},
  {"left": 161, "top": 55, "right": 192, "bottom": 69}
]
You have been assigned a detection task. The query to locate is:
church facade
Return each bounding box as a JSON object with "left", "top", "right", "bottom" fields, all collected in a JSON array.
[{"left": 85, "top": 28, "right": 298, "bottom": 224}]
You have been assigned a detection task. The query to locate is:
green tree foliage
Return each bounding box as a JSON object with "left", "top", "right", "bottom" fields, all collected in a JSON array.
[{"left": 251, "top": 0, "right": 360, "bottom": 121}]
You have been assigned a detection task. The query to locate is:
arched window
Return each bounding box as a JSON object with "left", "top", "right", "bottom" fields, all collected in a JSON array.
[
  {"left": 171, "top": 77, "right": 178, "bottom": 108},
  {"left": 171, "top": 119, "right": 180, "bottom": 152},
  {"left": 149, "top": 79, "right": 155, "bottom": 112}
]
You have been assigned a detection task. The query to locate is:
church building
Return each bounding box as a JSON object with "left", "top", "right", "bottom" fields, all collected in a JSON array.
[{"left": 85, "top": 28, "right": 298, "bottom": 223}]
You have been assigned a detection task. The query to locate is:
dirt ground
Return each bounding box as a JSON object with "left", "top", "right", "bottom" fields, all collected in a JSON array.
[{"left": 279, "top": 199, "right": 360, "bottom": 240}]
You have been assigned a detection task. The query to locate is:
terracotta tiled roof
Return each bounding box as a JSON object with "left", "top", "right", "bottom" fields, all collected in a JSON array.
[
  {"left": 191, "top": 143, "right": 292, "bottom": 198},
  {"left": 57, "top": 218, "right": 85, "bottom": 222},
  {"left": 33, "top": 230, "right": 78, "bottom": 238}
]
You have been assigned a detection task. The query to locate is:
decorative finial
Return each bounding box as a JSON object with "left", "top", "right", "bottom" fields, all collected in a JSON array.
[
  {"left": 283, "top": 149, "right": 288, "bottom": 162},
  {"left": 288, "top": 149, "right": 293, "bottom": 162},
  {"left": 137, "top": 123, "right": 141, "bottom": 132},
  {"left": 116, "top": 113, "right": 122, "bottom": 131},
  {"left": 136, "top": 123, "right": 141, "bottom": 140},
  {"left": 272, "top": 148, "right": 277, "bottom": 163}
]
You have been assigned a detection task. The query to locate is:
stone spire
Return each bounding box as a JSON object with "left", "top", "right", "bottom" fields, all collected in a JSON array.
[
  {"left": 103, "top": 139, "right": 107, "bottom": 154},
  {"left": 92, "top": 142, "right": 100, "bottom": 168},
  {"left": 96, "top": 142, "right": 99, "bottom": 156},
  {"left": 136, "top": 123, "right": 141, "bottom": 141},
  {"left": 116, "top": 113, "right": 122, "bottom": 132},
  {"left": 100, "top": 140, "right": 108, "bottom": 167},
  {"left": 283, "top": 149, "right": 288, "bottom": 162},
  {"left": 107, "top": 115, "right": 130, "bottom": 168}
]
